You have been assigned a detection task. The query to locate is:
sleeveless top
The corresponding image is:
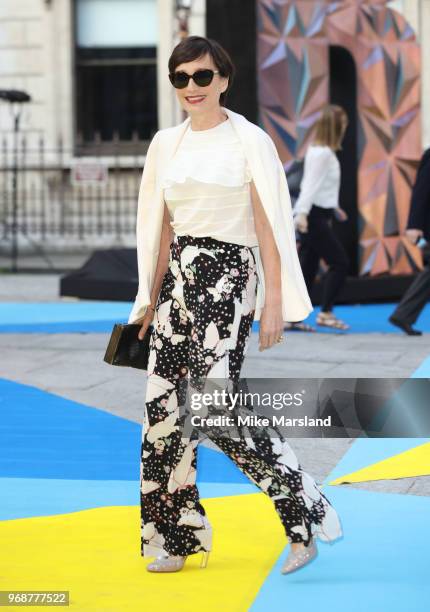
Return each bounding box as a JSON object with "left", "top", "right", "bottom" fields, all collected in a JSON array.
[{"left": 162, "top": 117, "right": 259, "bottom": 247}]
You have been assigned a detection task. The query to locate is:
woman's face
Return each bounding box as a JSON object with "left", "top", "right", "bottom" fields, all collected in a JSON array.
[{"left": 172, "top": 53, "right": 229, "bottom": 116}]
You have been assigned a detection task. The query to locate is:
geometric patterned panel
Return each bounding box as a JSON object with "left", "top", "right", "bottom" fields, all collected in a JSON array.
[{"left": 257, "top": 0, "right": 422, "bottom": 275}]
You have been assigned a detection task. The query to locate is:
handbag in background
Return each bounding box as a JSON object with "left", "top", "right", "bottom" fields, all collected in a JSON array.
[{"left": 103, "top": 323, "right": 153, "bottom": 370}]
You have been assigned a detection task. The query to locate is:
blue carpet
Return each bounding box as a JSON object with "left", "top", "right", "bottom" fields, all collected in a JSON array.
[
  {"left": 1, "top": 301, "right": 429, "bottom": 334},
  {"left": 0, "top": 320, "right": 122, "bottom": 333},
  {"left": 251, "top": 486, "right": 429, "bottom": 611},
  {"left": 0, "top": 378, "right": 249, "bottom": 483},
  {"left": 0, "top": 301, "right": 131, "bottom": 323},
  {"left": 276, "top": 302, "right": 430, "bottom": 334},
  {"left": 412, "top": 355, "right": 430, "bottom": 377},
  {"left": 0, "top": 378, "right": 140, "bottom": 480},
  {"left": 0, "top": 302, "right": 131, "bottom": 333}
]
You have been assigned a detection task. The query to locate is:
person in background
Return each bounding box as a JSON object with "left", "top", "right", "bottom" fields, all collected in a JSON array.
[
  {"left": 389, "top": 148, "right": 430, "bottom": 335},
  {"left": 292, "top": 104, "right": 350, "bottom": 330}
]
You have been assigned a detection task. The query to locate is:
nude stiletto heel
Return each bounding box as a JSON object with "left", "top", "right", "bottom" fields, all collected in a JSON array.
[
  {"left": 146, "top": 555, "right": 186, "bottom": 573},
  {"left": 146, "top": 550, "right": 210, "bottom": 573},
  {"left": 281, "top": 539, "right": 318, "bottom": 574},
  {"left": 200, "top": 550, "right": 210, "bottom": 568}
]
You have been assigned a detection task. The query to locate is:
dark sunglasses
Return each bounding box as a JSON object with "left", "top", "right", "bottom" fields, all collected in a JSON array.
[{"left": 169, "top": 69, "right": 220, "bottom": 89}]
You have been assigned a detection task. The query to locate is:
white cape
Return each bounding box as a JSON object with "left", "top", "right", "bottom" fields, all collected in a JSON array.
[{"left": 128, "top": 106, "right": 313, "bottom": 324}]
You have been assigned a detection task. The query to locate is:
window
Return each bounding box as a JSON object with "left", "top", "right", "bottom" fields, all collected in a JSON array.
[{"left": 74, "top": 0, "right": 158, "bottom": 154}]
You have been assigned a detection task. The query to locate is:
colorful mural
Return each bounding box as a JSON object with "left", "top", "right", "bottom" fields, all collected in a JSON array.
[{"left": 257, "top": 0, "right": 422, "bottom": 275}]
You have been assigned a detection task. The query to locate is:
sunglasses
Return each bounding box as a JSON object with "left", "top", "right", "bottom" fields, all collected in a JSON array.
[{"left": 169, "top": 69, "right": 220, "bottom": 89}]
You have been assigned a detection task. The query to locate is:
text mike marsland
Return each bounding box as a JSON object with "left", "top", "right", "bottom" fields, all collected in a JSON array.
[{"left": 190, "top": 414, "right": 332, "bottom": 428}]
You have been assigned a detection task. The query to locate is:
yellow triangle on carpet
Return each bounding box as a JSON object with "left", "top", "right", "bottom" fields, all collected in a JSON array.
[
  {"left": 329, "top": 441, "right": 430, "bottom": 485},
  {"left": 0, "top": 493, "right": 286, "bottom": 611}
]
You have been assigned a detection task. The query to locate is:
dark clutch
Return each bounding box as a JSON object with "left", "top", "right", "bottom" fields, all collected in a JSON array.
[{"left": 103, "top": 323, "right": 153, "bottom": 370}]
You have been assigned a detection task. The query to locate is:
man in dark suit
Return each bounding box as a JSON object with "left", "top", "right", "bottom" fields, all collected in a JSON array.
[{"left": 389, "top": 148, "right": 430, "bottom": 335}]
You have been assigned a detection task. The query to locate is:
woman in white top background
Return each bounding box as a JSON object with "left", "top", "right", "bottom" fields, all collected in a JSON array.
[
  {"left": 132, "top": 36, "right": 343, "bottom": 575},
  {"left": 293, "top": 105, "right": 350, "bottom": 330}
]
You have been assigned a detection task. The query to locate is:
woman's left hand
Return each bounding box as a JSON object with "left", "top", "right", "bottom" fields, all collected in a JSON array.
[
  {"left": 259, "top": 303, "right": 285, "bottom": 351},
  {"left": 294, "top": 213, "right": 308, "bottom": 233}
]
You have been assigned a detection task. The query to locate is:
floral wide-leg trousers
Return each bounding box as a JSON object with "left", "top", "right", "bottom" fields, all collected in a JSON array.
[{"left": 140, "top": 234, "right": 343, "bottom": 558}]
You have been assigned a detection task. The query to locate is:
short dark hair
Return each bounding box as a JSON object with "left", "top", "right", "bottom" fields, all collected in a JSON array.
[{"left": 168, "top": 36, "right": 235, "bottom": 106}]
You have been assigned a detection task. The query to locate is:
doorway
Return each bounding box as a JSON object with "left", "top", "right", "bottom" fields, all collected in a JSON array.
[{"left": 329, "top": 45, "right": 359, "bottom": 276}]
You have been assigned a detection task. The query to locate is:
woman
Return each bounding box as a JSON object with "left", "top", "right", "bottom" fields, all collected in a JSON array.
[
  {"left": 128, "top": 36, "right": 343, "bottom": 574},
  {"left": 293, "top": 105, "right": 350, "bottom": 330}
]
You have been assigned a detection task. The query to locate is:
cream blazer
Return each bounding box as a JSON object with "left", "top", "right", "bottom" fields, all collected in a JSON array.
[{"left": 127, "top": 106, "right": 313, "bottom": 324}]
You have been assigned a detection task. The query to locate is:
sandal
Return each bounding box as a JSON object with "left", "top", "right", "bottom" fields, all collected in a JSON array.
[
  {"left": 316, "top": 312, "right": 349, "bottom": 330},
  {"left": 284, "top": 322, "right": 316, "bottom": 332}
]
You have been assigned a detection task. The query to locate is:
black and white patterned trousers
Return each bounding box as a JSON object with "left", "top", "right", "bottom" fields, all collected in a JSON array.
[{"left": 140, "top": 234, "right": 342, "bottom": 558}]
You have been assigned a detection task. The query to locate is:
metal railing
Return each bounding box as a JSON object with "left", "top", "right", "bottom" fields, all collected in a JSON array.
[{"left": 0, "top": 133, "right": 147, "bottom": 269}]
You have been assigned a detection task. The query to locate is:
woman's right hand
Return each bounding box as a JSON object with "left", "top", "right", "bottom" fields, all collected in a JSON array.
[
  {"left": 294, "top": 213, "right": 308, "bottom": 233},
  {"left": 134, "top": 307, "right": 155, "bottom": 340}
]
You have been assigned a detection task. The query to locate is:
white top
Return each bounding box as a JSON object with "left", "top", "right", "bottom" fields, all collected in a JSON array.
[
  {"left": 293, "top": 145, "right": 341, "bottom": 215},
  {"left": 162, "top": 117, "right": 259, "bottom": 247}
]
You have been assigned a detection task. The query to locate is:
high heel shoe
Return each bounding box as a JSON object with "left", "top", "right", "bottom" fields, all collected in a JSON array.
[
  {"left": 200, "top": 550, "right": 210, "bottom": 568},
  {"left": 281, "top": 539, "right": 318, "bottom": 574},
  {"left": 146, "top": 550, "right": 210, "bottom": 573}
]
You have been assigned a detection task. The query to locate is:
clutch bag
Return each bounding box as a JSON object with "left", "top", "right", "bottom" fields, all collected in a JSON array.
[{"left": 103, "top": 323, "right": 153, "bottom": 370}]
